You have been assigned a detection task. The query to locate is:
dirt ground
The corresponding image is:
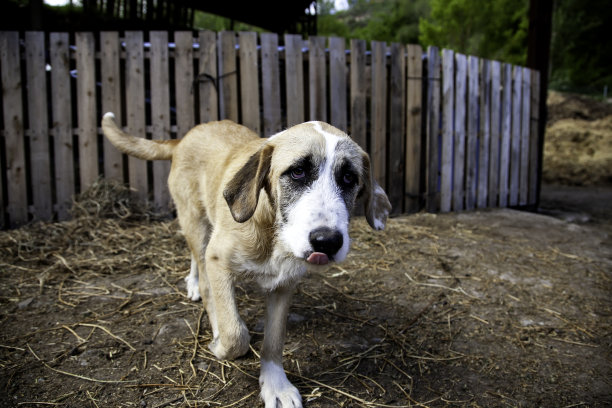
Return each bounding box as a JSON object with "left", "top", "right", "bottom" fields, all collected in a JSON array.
[{"left": 1, "top": 93, "right": 611, "bottom": 408}]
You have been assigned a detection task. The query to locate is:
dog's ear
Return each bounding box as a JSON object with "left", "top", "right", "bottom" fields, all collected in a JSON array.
[
  {"left": 360, "top": 153, "right": 392, "bottom": 230},
  {"left": 224, "top": 144, "right": 274, "bottom": 223}
]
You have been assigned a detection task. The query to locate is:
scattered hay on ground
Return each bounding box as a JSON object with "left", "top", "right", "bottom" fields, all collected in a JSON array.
[{"left": 1, "top": 180, "right": 611, "bottom": 407}]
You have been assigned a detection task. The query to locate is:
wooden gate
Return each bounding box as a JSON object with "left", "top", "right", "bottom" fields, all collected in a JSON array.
[{"left": 0, "top": 31, "right": 540, "bottom": 228}]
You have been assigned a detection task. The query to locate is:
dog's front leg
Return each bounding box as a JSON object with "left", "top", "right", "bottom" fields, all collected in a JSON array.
[
  {"left": 259, "top": 285, "right": 302, "bottom": 408},
  {"left": 205, "top": 254, "right": 251, "bottom": 361}
]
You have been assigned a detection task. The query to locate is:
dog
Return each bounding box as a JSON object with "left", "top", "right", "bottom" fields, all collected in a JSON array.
[{"left": 101, "top": 113, "right": 391, "bottom": 407}]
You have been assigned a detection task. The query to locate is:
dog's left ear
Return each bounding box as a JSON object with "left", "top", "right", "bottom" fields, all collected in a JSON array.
[
  {"left": 360, "top": 153, "right": 392, "bottom": 230},
  {"left": 224, "top": 144, "right": 274, "bottom": 223}
]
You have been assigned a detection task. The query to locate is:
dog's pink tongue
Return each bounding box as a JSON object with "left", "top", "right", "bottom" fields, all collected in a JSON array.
[{"left": 307, "top": 252, "right": 329, "bottom": 265}]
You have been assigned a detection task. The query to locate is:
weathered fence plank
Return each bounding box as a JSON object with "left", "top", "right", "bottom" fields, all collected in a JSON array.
[
  {"left": 453, "top": 53, "right": 467, "bottom": 212},
  {"left": 124, "top": 31, "right": 148, "bottom": 201},
  {"left": 50, "top": 32, "right": 74, "bottom": 221},
  {"left": 175, "top": 31, "right": 195, "bottom": 138},
  {"left": 261, "top": 33, "right": 282, "bottom": 137},
  {"left": 76, "top": 32, "right": 99, "bottom": 192},
  {"left": 465, "top": 56, "right": 479, "bottom": 211},
  {"left": 425, "top": 46, "right": 441, "bottom": 213},
  {"left": 329, "top": 37, "right": 347, "bottom": 132},
  {"left": 238, "top": 31, "right": 260, "bottom": 134},
  {"left": 489, "top": 60, "right": 502, "bottom": 207},
  {"left": 440, "top": 49, "right": 454, "bottom": 213},
  {"left": 350, "top": 39, "right": 367, "bottom": 151},
  {"left": 309, "top": 36, "right": 327, "bottom": 122},
  {"left": 477, "top": 59, "right": 491, "bottom": 208},
  {"left": 510, "top": 65, "right": 522, "bottom": 206},
  {"left": 198, "top": 30, "right": 218, "bottom": 123},
  {"left": 519, "top": 67, "right": 531, "bottom": 206},
  {"left": 499, "top": 63, "right": 513, "bottom": 208},
  {"left": 25, "top": 32, "right": 52, "bottom": 221},
  {"left": 100, "top": 31, "right": 123, "bottom": 182},
  {"left": 371, "top": 41, "right": 387, "bottom": 188},
  {"left": 218, "top": 31, "right": 238, "bottom": 122},
  {"left": 405, "top": 44, "right": 423, "bottom": 213},
  {"left": 1, "top": 32, "right": 28, "bottom": 226},
  {"left": 388, "top": 42, "right": 406, "bottom": 215},
  {"left": 149, "top": 31, "right": 172, "bottom": 211},
  {"left": 529, "top": 70, "right": 541, "bottom": 205},
  {"left": 285, "top": 34, "right": 305, "bottom": 128}
]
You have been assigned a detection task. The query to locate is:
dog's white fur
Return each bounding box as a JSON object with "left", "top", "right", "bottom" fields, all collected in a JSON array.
[{"left": 101, "top": 113, "right": 391, "bottom": 407}]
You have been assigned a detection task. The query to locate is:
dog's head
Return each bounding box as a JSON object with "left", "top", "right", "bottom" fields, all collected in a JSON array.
[{"left": 224, "top": 121, "right": 391, "bottom": 267}]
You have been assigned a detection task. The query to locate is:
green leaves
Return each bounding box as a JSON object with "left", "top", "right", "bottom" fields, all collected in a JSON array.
[{"left": 419, "top": 0, "right": 528, "bottom": 65}]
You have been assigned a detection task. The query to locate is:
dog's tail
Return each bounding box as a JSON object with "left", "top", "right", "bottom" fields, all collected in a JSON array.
[{"left": 101, "top": 112, "right": 179, "bottom": 160}]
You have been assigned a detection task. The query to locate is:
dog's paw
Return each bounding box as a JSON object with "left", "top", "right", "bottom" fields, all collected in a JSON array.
[
  {"left": 260, "top": 360, "right": 302, "bottom": 408},
  {"left": 184, "top": 275, "right": 201, "bottom": 301},
  {"left": 208, "top": 324, "right": 251, "bottom": 360}
]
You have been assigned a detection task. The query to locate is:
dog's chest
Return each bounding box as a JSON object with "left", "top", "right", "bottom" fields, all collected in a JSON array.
[{"left": 241, "top": 255, "right": 307, "bottom": 291}]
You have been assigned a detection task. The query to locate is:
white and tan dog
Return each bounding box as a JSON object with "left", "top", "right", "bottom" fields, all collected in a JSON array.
[{"left": 101, "top": 113, "right": 391, "bottom": 407}]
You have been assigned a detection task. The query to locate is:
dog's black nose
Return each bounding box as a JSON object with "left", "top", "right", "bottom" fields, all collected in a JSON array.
[{"left": 309, "top": 227, "right": 343, "bottom": 257}]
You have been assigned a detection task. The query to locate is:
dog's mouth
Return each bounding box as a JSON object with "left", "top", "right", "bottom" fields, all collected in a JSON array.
[{"left": 306, "top": 252, "right": 331, "bottom": 265}]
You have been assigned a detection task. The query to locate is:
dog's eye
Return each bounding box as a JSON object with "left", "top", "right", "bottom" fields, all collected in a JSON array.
[
  {"left": 342, "top": 172, "right": 354, "bottom": 185},
  {"left": 290, "top": 167, "right": 306, "bottom": 180},
  {"left": 339, "top": 170, "right": 358, "bottom": 188}
]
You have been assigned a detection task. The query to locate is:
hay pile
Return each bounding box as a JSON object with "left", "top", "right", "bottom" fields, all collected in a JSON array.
[{"left": 543, "top": 91, "right": 612, "bottom": 186}]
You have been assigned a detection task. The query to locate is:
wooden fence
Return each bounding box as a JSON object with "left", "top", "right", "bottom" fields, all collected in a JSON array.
[{"left": 0, "top": 31, "right": 540, "bottom": 228}]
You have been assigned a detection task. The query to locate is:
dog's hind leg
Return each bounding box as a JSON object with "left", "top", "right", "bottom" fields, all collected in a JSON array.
[{"left": 185, "top": 255, "right": 201, "bottom": 301}]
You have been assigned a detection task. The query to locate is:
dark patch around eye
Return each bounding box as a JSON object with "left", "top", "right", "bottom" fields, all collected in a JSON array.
[
  {"left": 333, "top": 157, "right": 362, "bottom": 212},
  {"left": 282, "top": 155, "right": 317, "bottom": 187},
  {"left": 334, "top": 160, "right": 359, "bottom": 189},
  {"left": 278, "top": 155, "right": 319, "bottom": 223}
]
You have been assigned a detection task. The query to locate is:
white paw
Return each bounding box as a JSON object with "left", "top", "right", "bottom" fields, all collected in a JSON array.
[
  {"left": 184, "top": 275, "right": 201, "bottom": 301},
  {"left": 260, "top": 360, "right": 302, "bottom": 408}
]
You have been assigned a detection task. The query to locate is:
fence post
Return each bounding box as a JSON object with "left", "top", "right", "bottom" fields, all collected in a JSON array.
[
  {"left": 285, "top": 34, "right": 305, "bottom": 128},
  {"left": 519, "top": 67, "right": 531, "bottom": 206},
  {"left": 218, "top": 31, "right": 238, "bottom": 122},
  {"left": 198, "top": 30, "right": 219, "bottom": 123},
  {"left": 477, "top": 59, "right": 491, "bottom": 209},
  {"left": 499, "top": 63, "right": 512, "bottom": 208},
  {"left": 308, "top": 36, "right": 327, "bottom": 122},
  {"left": 50, "top": 32, "right": 74, "bottom": 221},
  {"left": 510, "top": 65, "right": 522, "bottom": 206},
  {"left": 76, "top": 32, "right": 99, "bottom": 193},
  {"left": 0, "top": 32, "right": 28, "bottom": 226},
  {"left": 528, "top": 70, "right": 541, "bottom": 205},
  {"left": 149, "top": 31, "right": 172, "bottom": 211},
  {"left": 261, "top": 33, "right": 282, "bottom": 136},
  {"left": 175, "top": 31, "right": 196, "bottom": 138},
  {"left": 124, "top": 31, "right": 148, "bottom": 202},
  {"left": 371, "top": 41, "right": 387, "bottom": 189},
  {"left": 100, "top": 31, "right": 123, "bottom": 183},
  {"left": 239, "top": 31, "right": 261, "bottom": 134},
  {"left": 405, "top": 44, "right": 423, "bottom": 214},
  {"left": 453, "top": 53, "right": 467, "bottom": 212},
  {"left": 350, "top": 39, "right": 367, "bottom": 151},
  {"left": 329, "top": 37, "right": 347, "bottom": 132},
  {"left": 25, "top": 31, "right": 53, "bottom": 221},
  {"left": 465, "top": 55, "right": 479, "bottom": 211},
  {"left": 388, "top": 42, "right": 406, "bottom": 216},
  {"left": 488, "top": 61, "right": 502, "bottom": 208},
  {"left": 425, "top": 46, "right": 441, "bottom": 213},
  {"left": 440, "top": 49, "right": 454, "bottom": 213}
]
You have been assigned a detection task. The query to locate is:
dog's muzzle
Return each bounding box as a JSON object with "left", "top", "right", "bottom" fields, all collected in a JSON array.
[{"left": 306, "top": 227, "right": 343, "bottom": 265}]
